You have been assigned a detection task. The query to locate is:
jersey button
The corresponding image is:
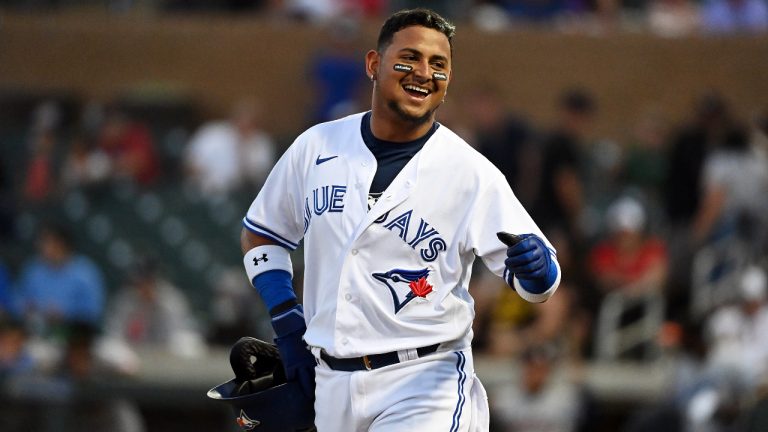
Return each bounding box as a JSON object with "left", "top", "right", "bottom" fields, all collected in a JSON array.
[
  {"left": 361, "top": 161, "right": 368, "bottom": 167},
  {"left": 351, "top": 249, "right": 358, "bottom": 255},
  {"left": 341, "top": 338, "right": 349, "bottom": 345},
  {"left": 345, "top": 293, "right": 352, "bottom": 301}
]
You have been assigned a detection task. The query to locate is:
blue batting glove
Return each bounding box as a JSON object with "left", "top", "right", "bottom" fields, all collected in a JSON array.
[
  {"left": 503, "top": 233, "right": 557, "bottom": 294},
  {"left": 271, "top": 304, "right": 316, "bottom": 399},
  {"left": 505, "top": 234, "right": 549, "bottom": 280}
]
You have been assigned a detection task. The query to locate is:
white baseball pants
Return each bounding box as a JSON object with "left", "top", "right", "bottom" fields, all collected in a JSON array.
[{"left": 313, "top": 349, "right": 489, "bottom": 432}]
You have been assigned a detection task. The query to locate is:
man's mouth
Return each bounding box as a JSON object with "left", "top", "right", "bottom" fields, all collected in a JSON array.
[{"left": 403, "top": 84, "right": 431, "bottom": 99}]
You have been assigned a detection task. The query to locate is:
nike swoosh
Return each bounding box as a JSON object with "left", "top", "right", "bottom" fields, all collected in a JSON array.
[{"left": 315, "top": 155, "right": 338, "bottom": 165}]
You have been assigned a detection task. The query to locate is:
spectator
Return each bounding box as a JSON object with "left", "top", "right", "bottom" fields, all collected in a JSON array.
[
  {"left": 388, "top": 0, "right": 471, "bottom": 21},
  {"left": 647, "top": 0, "right": 701, "bottom": 37},
  {"left": 692, "top": 125, "right": 768, "bottom": 251},
  {"left": 57, "top": 323, "right": 146, "bottom": 432},
  {"left": 743, "top": 381, "right": 768, "bottom": 432},
  {"left": 0, "top": 262, "right": 17, "bottom": 319},
  {"left": 532, "top": 88, "right": 596, "bottom": 252},
  {"left": 589, "top": 196, "right": 668, "bottom": 296},
  {"left": 498, "top": 0, "right": 573, "bottom": 23},
  {"left": 482, "top": 276, "right": 580, "bottom": 359},
  {"left": 16, "top": 223, "right": 106, "bottom": 336},
  {"left": 208, "top": 267, "right": 271, "bottom": 347},
  {"left": 705, "top": 265, "right": 768, "bottom": 389},
  {"left": 621, "top": 108, "right": 670, "bottom": 215},
  {"left": 0, "top": 319, "right": 36, "bottom": 377},
  {"left": 309, "top": 19, "right": 367, "bottom": 123},
  {"left": 60, "top": 132, "right": 112, "bottom": 191},
  {"left": 490, "top": 343, "right": 585, "bottom": 432},
  {"left": 184, "top": 99, "right": 276, "bottom": 195},
  {"left": 0, "top": 162, "right": 15, "bottom": 242},
  {"left": 283, "top": 0, "right": 343, "bottom": 22},
  {"left": 22, "top": 102, "right": 62, "bottom": 203},
  {"left": 467, "top": 84, "right": 537, "bottom": 207},
  {"left": 663, "top": 91, "right": 731, "bottom": 317},
  {"left": 98, "top": 106, "right": 160, "bottom": 186},
  {"left": 624, "top": 319, "right": 708, "bottom": 432},
  {"left": 102, "top": 258, "right": 205, "bottom": 358},
  {"left": 701, "top": 0, "right": 768, "bottom": 34}
]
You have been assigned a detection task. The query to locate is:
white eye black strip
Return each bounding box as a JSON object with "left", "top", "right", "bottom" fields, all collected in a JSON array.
[
  {"left": 394, "top": 64, "right": 413, "bottom": 73},
  {"left": 432, "top": 72, "right": 448, "bottom": 81}
]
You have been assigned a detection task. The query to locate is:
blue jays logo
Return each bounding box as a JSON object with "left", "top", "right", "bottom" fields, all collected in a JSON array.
[
  {"left": 372, "top": 268, "right": 433, "bottom": 314},
  {"left": 236, "top": 409, "right": 260, "bottom": 430}
]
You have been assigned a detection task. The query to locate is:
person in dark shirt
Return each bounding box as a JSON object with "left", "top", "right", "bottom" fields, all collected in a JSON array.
[{"left": 533, "top": 88, "right": 596, "bottom": 251}]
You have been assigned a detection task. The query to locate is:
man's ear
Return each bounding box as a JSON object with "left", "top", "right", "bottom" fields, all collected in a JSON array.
[{"left": 365, "top": 50, "right": 380, "bottom": 80}]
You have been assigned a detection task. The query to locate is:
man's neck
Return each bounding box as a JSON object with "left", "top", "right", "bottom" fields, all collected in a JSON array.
[{"left": 369, "top": 110, "right": 435, "bottom": 143}]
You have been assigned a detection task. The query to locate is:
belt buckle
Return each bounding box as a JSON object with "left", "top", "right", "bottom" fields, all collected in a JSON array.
[{"left": 362, "top": 355, "right": 372, "bottom": 371}]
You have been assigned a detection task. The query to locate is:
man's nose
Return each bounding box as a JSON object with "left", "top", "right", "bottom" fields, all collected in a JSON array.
[{"left": 412, "top": 60, "right": 431, "bottom": 81}]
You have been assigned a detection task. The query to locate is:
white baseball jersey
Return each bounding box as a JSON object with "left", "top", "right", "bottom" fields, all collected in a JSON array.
[{"left": 244, "top": 112, "right": 557, "bottom": 358}]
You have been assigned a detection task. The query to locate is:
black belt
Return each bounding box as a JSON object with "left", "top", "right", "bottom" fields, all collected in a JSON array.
[{"left": 320, "top": 344, "right": 440, "bottom": 371}]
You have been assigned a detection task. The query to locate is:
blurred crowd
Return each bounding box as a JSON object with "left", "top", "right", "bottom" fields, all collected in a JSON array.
[
  {"left": 1, "top": 82, "right": 767, "bottom": 430},
  {"left": 0, "top": 9, "right": 767, "bottom": 430},
  {"left": 4, "top": 0, "right": 768, "bottom": 36},
  {"left": 461, "top": 87, "right": 768, "bottom": 432}
]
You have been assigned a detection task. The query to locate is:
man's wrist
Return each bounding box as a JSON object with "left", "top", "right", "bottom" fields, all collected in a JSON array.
[
  {"left": 254, "top": 270, "right": 296, "bottom": 312},
  {"left": 270, "top": 298, "right": 299, "bottom": 316},
  {"left": 271, "top": 304, "right": 307, "bottom": 336}
]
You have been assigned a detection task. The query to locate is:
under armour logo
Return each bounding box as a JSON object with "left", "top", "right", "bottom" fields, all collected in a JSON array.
[{"left": 253, "top": 254, "right": 268, "bottom": 265}]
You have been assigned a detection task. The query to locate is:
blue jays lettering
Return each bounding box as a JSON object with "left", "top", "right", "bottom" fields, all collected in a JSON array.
[{"left": 304, "top": 185, "right": 446, "bottom": 262}]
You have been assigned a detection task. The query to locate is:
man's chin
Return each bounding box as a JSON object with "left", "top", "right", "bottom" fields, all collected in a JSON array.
[{"left": 388, "top": 101, "right": 436, "bottom": 126}]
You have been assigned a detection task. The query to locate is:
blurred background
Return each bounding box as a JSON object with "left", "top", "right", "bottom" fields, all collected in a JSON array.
[{"left": 0, "top": 1, "right": 767, "bottom": 431}]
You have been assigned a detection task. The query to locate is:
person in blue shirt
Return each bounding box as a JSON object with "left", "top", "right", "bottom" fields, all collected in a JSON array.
[
  {"left": 0, "top": 262, "right": 17, "bottom": 318},
  {"left": 16, "top": 223, "right": 105, "bottom": 335}
]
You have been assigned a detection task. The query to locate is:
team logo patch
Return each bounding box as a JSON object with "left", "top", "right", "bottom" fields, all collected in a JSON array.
[
  {"left": 372, "top": 268, "right": 433, "bottom": 313},
  {"left": 236, "top": 409, "right": 260, "bottom": 430}
]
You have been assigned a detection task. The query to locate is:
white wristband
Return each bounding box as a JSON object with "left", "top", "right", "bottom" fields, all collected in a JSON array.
[
  {"left": 243, "top": 245, "right": 293, "bottom": 285},
  {"left": 512, "top": 258, "right": 561, "bottom": 303}
]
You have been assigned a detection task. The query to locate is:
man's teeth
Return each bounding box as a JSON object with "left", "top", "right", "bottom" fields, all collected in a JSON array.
[{"left": 404, "top": 85, "right": 429, "bottom": 95}]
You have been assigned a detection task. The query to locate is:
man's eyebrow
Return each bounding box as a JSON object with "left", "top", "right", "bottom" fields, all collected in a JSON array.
[{"left": 398, "top": 48, "right": 449, "bottom": 63}]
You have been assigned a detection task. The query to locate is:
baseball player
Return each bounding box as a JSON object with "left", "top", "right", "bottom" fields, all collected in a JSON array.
[{"left": 239, "top": 8, "right": 560, "bottom": 431}]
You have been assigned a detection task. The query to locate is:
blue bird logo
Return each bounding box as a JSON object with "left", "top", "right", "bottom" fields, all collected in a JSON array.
[{"left": 372, "top": 268, "right": 431, "bottom": 313}]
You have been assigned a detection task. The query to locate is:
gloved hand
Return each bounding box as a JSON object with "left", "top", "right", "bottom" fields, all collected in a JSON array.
[
  {"left": 499, "top": 232, "right": 557, "bottom": 294},
  {"left": 271, "top": 304, "right": 316, "bottom": 399}
]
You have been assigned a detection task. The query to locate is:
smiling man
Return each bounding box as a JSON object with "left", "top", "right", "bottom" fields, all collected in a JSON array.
[{"left": 233, "top": 8, "right": 561, "bottom": 432}]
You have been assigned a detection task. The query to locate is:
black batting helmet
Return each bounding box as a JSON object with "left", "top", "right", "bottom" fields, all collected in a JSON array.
[{"left": 207, "top": 337, "right": 315, "bottom": 431}]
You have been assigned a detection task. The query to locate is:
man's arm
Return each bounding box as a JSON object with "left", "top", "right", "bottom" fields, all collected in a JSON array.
[
  {"left": 241, "top": 227, "right": 276, "bottom": 253},
  {"left": 240, "top": 226, "right": 315, "bottom": 399}
]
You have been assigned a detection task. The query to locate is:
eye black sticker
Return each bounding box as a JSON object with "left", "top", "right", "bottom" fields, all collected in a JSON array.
[{"left": 393, "top": 64, "right": 413, "bottom": 73}]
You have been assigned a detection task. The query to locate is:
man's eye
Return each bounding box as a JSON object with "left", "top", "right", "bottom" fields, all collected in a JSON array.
[{"left": 432, "top": 62, "right": 445, "bottom": 69}]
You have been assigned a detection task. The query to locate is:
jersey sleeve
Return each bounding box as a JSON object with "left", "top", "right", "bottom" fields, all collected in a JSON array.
[
  {"left": 243, "top": 134, "right": 308, "bottom": 250},
  {"left": 467, "top": 170, "right": 555, "bottom": 279}
]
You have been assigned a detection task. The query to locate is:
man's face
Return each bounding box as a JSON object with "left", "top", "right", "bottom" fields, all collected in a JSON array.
[
  {"left": 39, "top": 232, "right": 68, "bottom": 265},
  {"left": 368, "top": 26, "right": 452, "bottom": 126}
]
